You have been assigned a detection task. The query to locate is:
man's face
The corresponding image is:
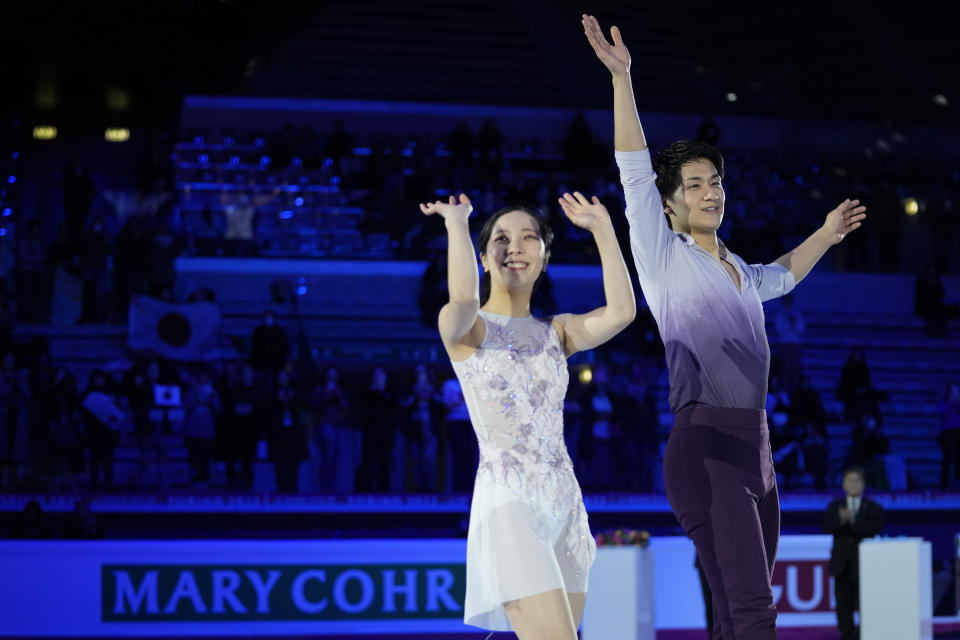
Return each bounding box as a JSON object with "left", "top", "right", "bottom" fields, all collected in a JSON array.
[
  {"left": 843, "top": 472, "right": 865, "bottom": 498},
  {"left": 665, "top": 158, "right": 725, "bottom": 235}
]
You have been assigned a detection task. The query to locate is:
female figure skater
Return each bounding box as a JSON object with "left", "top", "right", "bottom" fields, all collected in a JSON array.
[{"left": 419, "top": 191, "right": 636, "bottom": 639}]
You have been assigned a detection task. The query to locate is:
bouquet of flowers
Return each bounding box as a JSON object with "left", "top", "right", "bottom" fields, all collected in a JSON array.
[{"left": 595, "top": 528, "right": 651, "bottom": 548}]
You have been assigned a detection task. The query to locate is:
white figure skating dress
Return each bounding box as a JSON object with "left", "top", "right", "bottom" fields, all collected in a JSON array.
[{"left": 451, "top": 310, "right": 596, "bottom": 630}]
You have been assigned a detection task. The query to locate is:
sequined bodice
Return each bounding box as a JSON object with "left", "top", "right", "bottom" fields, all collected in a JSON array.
[{"left": 451, "top": 311, "right": 576, "bottom": 511}]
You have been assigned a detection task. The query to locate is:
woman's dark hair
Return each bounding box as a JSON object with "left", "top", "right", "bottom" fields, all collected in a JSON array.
[
  {"left": 476, "top": 205, "right": 554, "bottom": 306},
  {"left": 653, "top": 140, "right": 725, "bottom": 231}
]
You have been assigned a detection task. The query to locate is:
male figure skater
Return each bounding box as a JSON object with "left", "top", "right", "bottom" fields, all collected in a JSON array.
[{"left": 582, "top": 14, "right": 867, "bottom": 639}]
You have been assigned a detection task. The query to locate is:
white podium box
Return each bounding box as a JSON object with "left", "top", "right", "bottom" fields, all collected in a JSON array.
[
  {"left": 581, "top": 546, "right": 655, "bottom": 640},
  {"left": 859, "top": 538, "right": 933, "bottom": 640}
]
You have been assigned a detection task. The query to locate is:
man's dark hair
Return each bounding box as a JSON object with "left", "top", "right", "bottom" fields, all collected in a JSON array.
[
  {"left": 842, "top": 465, "right": 866, "bottom": 481},
  {"left": 653, "top": 140, "right": 725, "bottom": 230},
  {"left": 477, "top": 205, "right": 554, "bottom": 306}
]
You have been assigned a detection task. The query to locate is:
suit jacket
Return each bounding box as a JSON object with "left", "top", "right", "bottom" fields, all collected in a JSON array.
[{"left": 822, "top": 496, "right": 885, "bottom": 578}]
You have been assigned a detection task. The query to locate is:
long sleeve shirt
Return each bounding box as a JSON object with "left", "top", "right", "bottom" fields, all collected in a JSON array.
[{"left": 617, "top": 149, "right": 795, "bottom": 412}]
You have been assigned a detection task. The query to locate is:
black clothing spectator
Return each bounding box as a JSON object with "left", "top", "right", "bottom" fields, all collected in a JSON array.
[
  {"left": 823, "top": 468, "right": 884, "bottom": 640},
  {"left": 10, "top": 499, "right": 52, "bottom": 539},
  {"left": 269, "top": 370, "right": 307, "bottom": 492},
  {"left": 61, "top": 498, "right": 104, "bottom": 539},
  {"left": 220, "top": 365, "right": 262, "bottom": 489},
  {"left": 355, "top": 367, "right": 397, "bottom": 492},
  {"left": 250, "top": 310, "right": 289, "bottom": 374}
]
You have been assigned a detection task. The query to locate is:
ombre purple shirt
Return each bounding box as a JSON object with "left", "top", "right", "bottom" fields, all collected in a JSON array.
[{"left": 617, "top": 149, "right": 796, "bottom": 412}]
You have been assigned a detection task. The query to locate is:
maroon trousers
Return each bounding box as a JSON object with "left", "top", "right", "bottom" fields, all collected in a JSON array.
[{"left": 664, "top": 406, "right": 780, "bottom": 640}]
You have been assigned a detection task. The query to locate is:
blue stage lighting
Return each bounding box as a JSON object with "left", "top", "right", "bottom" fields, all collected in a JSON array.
[
  {"left": 279, "top": 210, "right": 293, "bottom": 220},
  {"left": 402, "top": 148, "right": 414, "bottom": 157},
  {"left": 330, "top": 176, "right": 341, "bottom": 185},
  {"left": 11, "top": 152, "right": 18, "bottom": 159},
  {"left": 0, "top": 228, "right": 6, "bottom": 236},
  {"left": 297, "top": 277, "right": 306, "bottom": 284},
  {"left": 7, "top": 176, "right": 14, "bottom": 184},
  {"left": 2, "top": 208, "right": 10, "bottom": 217},
  {"left": 260, "top": 156, "right": 271, "bottom": 166},
  {"left": 294, "top": 197, "right": 304, "bottom": 206},
  {"left": 199, "top": 154, "right": 208, "bottom": 164},
  {"left": 296, "top": 285, "right": 307, "bottom": 296}
]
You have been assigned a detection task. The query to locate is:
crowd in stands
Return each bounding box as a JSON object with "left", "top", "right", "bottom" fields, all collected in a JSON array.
[
  {"left": 2, "top": 116, "right": 959, "bottom": 499},
  {"left": 3, "top": 304, "right": 953, "bottom": 496},
  {"left": 8, "top": 115, "right": 959, "bottom": 331}
]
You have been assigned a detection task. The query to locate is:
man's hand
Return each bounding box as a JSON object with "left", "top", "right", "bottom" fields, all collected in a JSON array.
[
  {"left": 582, "top": 14, "right": 631, "bottom": 77},
  {"left": 420, "top": 194, "right": 473, "bottom": 225},
  {"left": 822, "top": 199, "right": 867, "bottom": 245},
  {"left": 558, "top": 192, "right": 613, "bottom": 234},
  {"left": 838, "top": 506, "right": 854, "bottom": 524}
]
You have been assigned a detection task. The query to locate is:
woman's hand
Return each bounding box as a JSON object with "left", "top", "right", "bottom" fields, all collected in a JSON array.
[
  {"left": 559, "top": 192, "right": 613, "bottom": 234},
  {"left": 419, "top": 194, "right": 473, "bottom": 225}
]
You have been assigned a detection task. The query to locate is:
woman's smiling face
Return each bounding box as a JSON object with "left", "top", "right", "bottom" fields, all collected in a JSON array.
[{"left": 480, "top": 210, "right": 548, "bottom": 297}]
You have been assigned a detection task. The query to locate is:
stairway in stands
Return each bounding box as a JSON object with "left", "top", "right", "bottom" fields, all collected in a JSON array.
[{"left": 798, "top": 311, "right": 960, "bottom": 488}]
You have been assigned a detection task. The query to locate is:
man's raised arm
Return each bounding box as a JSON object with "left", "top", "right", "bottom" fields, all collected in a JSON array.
[{"left": 582, "top": 15, "right": 671, "bottom": 305}]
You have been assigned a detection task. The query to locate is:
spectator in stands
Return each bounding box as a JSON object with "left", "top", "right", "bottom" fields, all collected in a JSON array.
[
  {"left": 16, "top": 219, "right": 47, "bottom": 322},
  {"left": 621, "top": 363, "right": 658, "bottom": 490},
  {"left": 269, "top": 369, "right": 308, "bottom": 493},
  {"left": 61, "top": 497, "right": 104, "bottom": 539},
  {"left": 441, "top": 373, "right": 475, "bottom": 494},
  {"left": 402, "top": 372, "right": 443, "bottom": 492},
  {"left": 80, "top": 369, "right": 122, "bottom": 490},
  {"left": 581, "top": 365, "right": 627, "bottom": 490},
  {"left": 938, "top": 381, "right": 960, "bottom": 489},
  {"left": 850, "top": 412, "right": 889, "bottom": 490},
  {"left": 9, "top": 499, "right": 52, "bottom": 539},
  {"left": 448, "top": 121, "right": 475, "bottom": 187},
  {"left": 126, "top": 360, "right": 172, "bottom": 490},
  {"left": 789, "top": 375, "right": 827, "bottom": 434},
  {"left": 695, "top": 114, "right": 721, "bottom": 147},
  {"left": 773, "top": 294, "right": 805, "bottom": 392},
  {"left": 915, "top": 263, "right": 958, "bottom": 338},
  {"left": 823, "top": 466, "right": 884, "bottom": 640},
  {"left": 250, "top": 309, "right": 289, "bottom": 375},
  {"left": 78, "top": 217, "right": 111, "bottom": 324},
  {"left": 837, "top": 348, "right": 874, "bottom": 424},
  {"left": 417, "top": 250, "right": 448, "bottom": 327},
  {"left": 220, "top": 363, "right": 261, "bottom": 490},
  {"left": 0, "top": 285, "right": 13, "bottom": 357},
  {"left": 324, "top": 119, "right": 354, "bottom": 169},
  {"left": 183, "top": 368, "right": 221, "bottom": 489},
  {"left": 801, "top": 421, "right": 830, "bottom": 490},
  {"left": 48, "top": 367, "right": 82, "bottom": 488},
  {"left": 313, "top": 366, "right": 350, "bottom": 493},
  {"left": 0, "top": 353, "right": 30, "bottom": 487},
  {"left": 220, "top": 190, "right": 275, "bottom": 257},
  {"left": 477, "top": 117, "right": 504, "bottom": 185},
  {"left": 146, "top": 220, "right": 180, "bottom": 298},
  {"left": 26, "top": 352, "right": 55, "bottom": 477},
  {"left": 61, "top": 160, "right": 96, "bottom": 246},
  {"left": 355, "top": 366, "right": 397, "bottom": 492}
]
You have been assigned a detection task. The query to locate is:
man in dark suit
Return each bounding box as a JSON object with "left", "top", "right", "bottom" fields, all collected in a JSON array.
[{"left": 822, "top": 466, "right": 885, "bottom": 640}]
